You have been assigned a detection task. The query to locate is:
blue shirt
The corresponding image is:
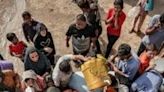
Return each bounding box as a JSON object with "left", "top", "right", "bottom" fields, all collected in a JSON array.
[
  {"left": 131, "top": 70, "right": 163, "bottom": 92},
  {"left": 116, "top": 56, "right": 140, "bottom": 81}
]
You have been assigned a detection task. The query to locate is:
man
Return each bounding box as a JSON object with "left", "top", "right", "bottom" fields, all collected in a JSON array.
[
  {"left": 22, "top": 11, "right": 43, "bottom": 43},
  {"left": 66, "top": 14, "right": 96, "bottom": 56},
  {"left": 137, "top": 13, "right": 164, "bottom": 56}
]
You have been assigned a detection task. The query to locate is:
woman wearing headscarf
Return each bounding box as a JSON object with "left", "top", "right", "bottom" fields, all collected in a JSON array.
[{"left": 24, "top": 47, "right": 51, "bottom": 78}]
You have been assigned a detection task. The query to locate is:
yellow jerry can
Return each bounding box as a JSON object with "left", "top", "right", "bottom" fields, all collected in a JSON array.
[{"left": 81, "top": 54, "right": 111, "bottom": 90}]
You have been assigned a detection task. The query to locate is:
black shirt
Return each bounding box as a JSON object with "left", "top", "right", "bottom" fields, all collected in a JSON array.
[
  {"left": 34, "top": 32, "right": 56, "bottom": 56},
  {"left": 22, "top": 20, "right": 40, "bottom": 42},
  {"left": 66, "top": 24, "right": 95, "bottom": 53}
]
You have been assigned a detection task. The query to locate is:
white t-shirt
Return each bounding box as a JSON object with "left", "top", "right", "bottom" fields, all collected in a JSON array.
[{"left": 52, "top": 55, "right": 74, "bottom": 87}]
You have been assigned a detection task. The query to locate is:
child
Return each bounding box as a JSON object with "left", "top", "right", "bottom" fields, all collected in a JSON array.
[
  {"left": 130, "top": 0, "right": 154, "bottom": 34},
  {"left": 66, "top": 14, "right": 96, "bottom": 56},
  {"left": 105, "top": 0, "right": 126, "bottom": 58},
  {"left": 108, "top": 44, "right": 140, "bottom": 88},
  {"left": 139, "top": 44, "right": 157, "bottom": 74},
  {"left": 6, "top": 32, "right": 27, "bottom": 61},
  {"left": 52, "top": 54, "right": 87, "bottom": 91},
  {"left": 21, "top": 70, "right": 46, "bottom": 92},
  {"left": 33, "top": 23, "right": 56, "bottom": 66}
]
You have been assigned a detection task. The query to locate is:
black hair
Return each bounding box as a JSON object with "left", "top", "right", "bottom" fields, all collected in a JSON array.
[
  {"left": 160, "top": 13, "right": 164, "bottom": 24},
  {"left": 114, "top": 0, "right": 124, "bottom": 9},
  {"left": 0, "top": 54, "right": 4, "bottom": 60},
  {"left": 59, "top": 60, "right": 72, "bottom": 73},
  {"left": 117, "top": 43, "right": 131, "bottom": 56},
  {"left": 76, "top": 14, "right": 86, "bottom": 22},
  {"left": 108, "top": 74, "right": 118, "bottom": 87},
  {"left": 6, "top": 32, "right": 17, "bottom": 42},
  {"left": 24, "top": 78, "right": 31, "bottom": 83},
  {"left": 22, "top": 11, "right": 31, "bottom": 18},
  {"left": 145, "top": 44, "right": 157, "bottom": 52},
  {"left": 39, "top": 23, "right": 48, "bottom": 32}
]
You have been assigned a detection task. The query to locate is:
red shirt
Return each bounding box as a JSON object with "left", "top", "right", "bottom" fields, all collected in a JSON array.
[
  {"left": 106, "top": 8, "right": 126, "bottom": 36},
  {"left": 139, "top": 51, "right": 151, "bottom": 74},
  {"left": 9, "top": 41, "right": 26, "bottom": 55}
]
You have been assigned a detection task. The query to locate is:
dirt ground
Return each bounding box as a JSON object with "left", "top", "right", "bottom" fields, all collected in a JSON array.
[{"left": 0, "top": 0, "right": 163, "bottom": 75}]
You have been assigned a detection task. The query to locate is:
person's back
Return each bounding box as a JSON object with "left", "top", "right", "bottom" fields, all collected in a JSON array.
[
  {"left": 52, "top": 55, "right": 73, "bottom": 88},
  {"left": 131, "top": 69, "right": 163, "bottom": 92}
]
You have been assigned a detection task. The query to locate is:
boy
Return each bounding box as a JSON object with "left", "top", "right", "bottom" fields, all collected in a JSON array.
[
  {"left": 6, "top": 32, "right": 27, "bottom": 61},
  {"left": 108, "top": 44, "right": 140, "bottom": 88},
  {"left": 22, "top": 11, "right": 43, "bottom": 43}
]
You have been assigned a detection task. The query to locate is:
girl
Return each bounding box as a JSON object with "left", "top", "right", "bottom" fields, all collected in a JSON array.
[
  {"left": 105, "top": 0, "right": 126, "bottom": 58},
  {"left": 34, "top": 23, "right": 56, "bottom": 66}
]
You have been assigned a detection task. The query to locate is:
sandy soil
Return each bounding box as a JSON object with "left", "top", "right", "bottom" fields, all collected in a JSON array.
[{"left": 0, "top": 0, "right": 163, "bottom": 74}]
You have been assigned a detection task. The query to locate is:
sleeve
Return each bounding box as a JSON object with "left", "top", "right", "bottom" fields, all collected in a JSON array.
[
  {"left": 106, "top": 8, "right": 113, "bottom": 20},
  {"left": 9, "top": 45, "right": 13, "bottom": 56},
  {"left": 44, "top": 56, "right": 51, "bottom": 73},
  {"left": 48, "top": 33, "right": 56, "bottom": 55},
  {"left": 148, "top": 15, "right": 160, "bottom": 28},
  {"left": 52, "top": 68, "right": 60, "bottom": 87},
  {"left": 66, "top": 25, "right": 74, "bottom": 37},
  {"left": 22, "top": 24, "right": 30, "bottom": 42},
  {"left": 118, "top": 12, "right": 126, "bottom": 27},
  {"left": 52, "top": 54, "right": 73, "bottom": 86}
]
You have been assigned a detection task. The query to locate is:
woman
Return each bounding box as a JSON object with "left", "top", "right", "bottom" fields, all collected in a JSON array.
[
  {"left": 24, "top": 47, "right": 51, "bottom": 77},
  {"left": 105, "top": 0, "right": 126, "bottom": 58},
  {"left": 33, "top": 23, "right": 56, "bottom": 66}
]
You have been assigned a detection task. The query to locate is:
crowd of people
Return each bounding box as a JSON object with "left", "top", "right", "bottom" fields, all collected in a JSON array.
[{"left": 0, "top": 0, "right": 164, "bottom": 92}]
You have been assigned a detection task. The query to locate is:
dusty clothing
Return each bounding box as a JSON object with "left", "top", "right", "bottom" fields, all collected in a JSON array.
[{"left": 24, "top": 47, "right": 51, "bottom": 76}]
